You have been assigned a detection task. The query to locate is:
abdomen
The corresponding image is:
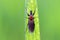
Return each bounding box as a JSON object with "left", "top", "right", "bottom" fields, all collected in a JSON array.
[{"left": 28, "top": 20, "right": 35, "bottom": 32}]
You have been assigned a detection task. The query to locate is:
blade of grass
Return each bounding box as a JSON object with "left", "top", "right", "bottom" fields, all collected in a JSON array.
[{"left": 25, "top": 0, "right": 40, "bottom": 40}]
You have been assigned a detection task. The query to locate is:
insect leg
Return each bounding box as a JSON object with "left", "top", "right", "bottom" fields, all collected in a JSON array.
[
  {"left": 33, "top": 8, "right": 36, "bottom": 15},
  {"left": 25, "top": 8, "right": 30, "bottom": 16}
]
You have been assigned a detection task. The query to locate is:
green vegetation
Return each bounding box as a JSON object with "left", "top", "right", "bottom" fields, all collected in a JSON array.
[{"left": 25, "top": 0, "right": 40, "bottom": 40}]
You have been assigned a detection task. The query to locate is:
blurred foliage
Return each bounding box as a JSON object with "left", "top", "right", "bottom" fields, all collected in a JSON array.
[
  {"left": 37, "top": 0, "right": 60, "bottom": 40},
  {"left": 0, "top": 0, "right": 25, "bottom": 40}
]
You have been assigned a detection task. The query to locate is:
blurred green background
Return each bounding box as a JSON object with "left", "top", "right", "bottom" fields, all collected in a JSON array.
[
  {"left": 0, "top": 0, "right": 60, "bottom": 40},
  {"left": 0, "top": 0, "right": 25, "bottom": 40},
  {"left": 37, "top": 0, "right": 60, "bottom": 40}
]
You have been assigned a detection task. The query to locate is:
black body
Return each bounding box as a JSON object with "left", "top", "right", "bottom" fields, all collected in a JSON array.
[
  {"left": 28, "top": 19, "right": 35, "bottom": 32},
  {"left": 27, "top": 10, "right": 35, "bottom": 32}
]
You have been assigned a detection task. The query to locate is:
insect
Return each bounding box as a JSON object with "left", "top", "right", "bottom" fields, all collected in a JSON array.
[{"left": 26, "top": 10, "right": 35, "bottom": 32}]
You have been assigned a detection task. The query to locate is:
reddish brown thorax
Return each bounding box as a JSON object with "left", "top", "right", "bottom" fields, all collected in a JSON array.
[{"left": 29, "top": 15, "right": 33, "bottom": 20}]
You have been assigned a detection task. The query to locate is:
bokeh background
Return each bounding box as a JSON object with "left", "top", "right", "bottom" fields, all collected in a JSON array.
[
  {"left": 0, "top": 0, "right": 60, "bottom": 40},
  {"left": 0, "top": 0, "right": 25, "bottom": 40},
  {"left": 37, "top": 0, "right": 60, "bottom": 40}
]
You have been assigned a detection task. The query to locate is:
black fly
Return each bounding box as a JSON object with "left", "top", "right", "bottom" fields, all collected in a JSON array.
[{"left": 26, "top": 10, "right": 35, "bottom": 32}]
